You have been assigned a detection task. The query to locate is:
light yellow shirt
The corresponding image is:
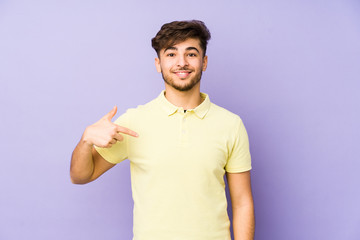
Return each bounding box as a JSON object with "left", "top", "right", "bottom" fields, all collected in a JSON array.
[{"left": 95, "top": 91, "right": 251, "bottom": 240}]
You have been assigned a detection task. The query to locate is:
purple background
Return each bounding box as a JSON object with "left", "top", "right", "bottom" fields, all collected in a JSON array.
[{"left": 1, "top": 0, "right": 359, "bottom": 239}]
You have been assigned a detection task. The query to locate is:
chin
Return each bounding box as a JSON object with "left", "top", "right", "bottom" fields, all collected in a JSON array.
[{"left": 163, "top": 74, "right": 201, "bottom": 91}]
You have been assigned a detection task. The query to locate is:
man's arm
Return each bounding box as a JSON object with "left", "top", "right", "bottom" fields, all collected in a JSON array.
[
  {"left": 226, "top": 171, "right": 255, "bottom": 240},
  {"left": 70, "top": 138, "right": 116, "bottom": 184},
  {"left": 70, "top": 106, "right": 138, "bottom": 184}
]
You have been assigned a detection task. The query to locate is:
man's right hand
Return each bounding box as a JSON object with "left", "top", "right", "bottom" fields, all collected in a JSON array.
[{"left": 82, "top": 106, "right": 139, "bottom": 148}]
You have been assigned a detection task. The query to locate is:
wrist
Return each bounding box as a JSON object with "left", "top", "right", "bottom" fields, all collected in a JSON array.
[{"left": 81, "top": 127, "right": 94, "bottom": 147}]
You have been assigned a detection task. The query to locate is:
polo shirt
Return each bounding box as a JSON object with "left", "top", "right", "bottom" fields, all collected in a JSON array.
[{"left": 95, "top": 91, "right": 251, "bottom": 240}]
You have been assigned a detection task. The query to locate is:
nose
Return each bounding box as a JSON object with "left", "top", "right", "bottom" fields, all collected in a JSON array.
[{"left": 177, "top": 55, "right": 188, "bottom": 67}]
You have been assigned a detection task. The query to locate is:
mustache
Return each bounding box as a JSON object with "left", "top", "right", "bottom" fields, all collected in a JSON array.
[{"left": 174, "top": 67, "right": 191, "bottom": 71}]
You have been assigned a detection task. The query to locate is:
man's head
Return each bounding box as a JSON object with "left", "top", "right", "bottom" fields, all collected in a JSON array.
[
  {"left": 152, "top": 20, "right": 211, "bottom": 92},
  {"left": 151, "top": 20, "right": 211, "bottom": 57}
]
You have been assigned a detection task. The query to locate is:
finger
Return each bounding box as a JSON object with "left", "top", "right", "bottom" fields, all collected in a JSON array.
[
  {"left": 115, "top": 125, "right": 139, "bottom": 137},
  {"left": 113, "top": 133, "right": 124, "bottom": 141},
  {"left": 111, "top": 138, "right": 119, "bottom": 144},
  {"left": 105, "top": 142, "right": 113, "bottom": 148},
  {"left": 104, "top": 106, "right": 117, "bottom": 121}
]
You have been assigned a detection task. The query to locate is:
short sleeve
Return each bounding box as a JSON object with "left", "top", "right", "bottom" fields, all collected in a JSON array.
[
  {"left": 225, "top": 117, "right": 252, "bottom": 173},
  {"left": 94, "top": 111, "right": 130, "bottom": 164}
]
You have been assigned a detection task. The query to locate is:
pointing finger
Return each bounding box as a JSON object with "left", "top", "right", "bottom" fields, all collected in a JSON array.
[{"left": 115, "top": 125, "right": 139, "bottom": 138}]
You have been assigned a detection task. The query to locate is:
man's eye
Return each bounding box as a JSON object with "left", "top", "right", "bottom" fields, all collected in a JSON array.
[
  {"left": 167, "top": 53, "right": 175, "bottom": 57},
  {"left": 188, "top": 53, "right": 197, "bottom": 57}
]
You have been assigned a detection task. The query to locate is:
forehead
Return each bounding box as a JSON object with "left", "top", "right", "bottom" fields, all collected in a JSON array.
[{"left": 162, "top": 38, "right": 202, "bottom": 52}]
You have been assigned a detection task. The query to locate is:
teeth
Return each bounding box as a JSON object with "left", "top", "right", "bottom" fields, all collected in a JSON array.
[{"left": 174, "top": 71, "right": 191, "bottom": 78}]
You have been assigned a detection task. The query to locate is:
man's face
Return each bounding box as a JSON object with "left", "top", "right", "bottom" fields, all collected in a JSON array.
[{"left": 155, "top": 38, "right": 208, "bottom": 92}]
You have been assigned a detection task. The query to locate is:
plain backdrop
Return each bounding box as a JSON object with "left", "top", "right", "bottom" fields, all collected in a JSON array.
[{"left": 0, "top": 0, "right": 359, "bottom": 239}]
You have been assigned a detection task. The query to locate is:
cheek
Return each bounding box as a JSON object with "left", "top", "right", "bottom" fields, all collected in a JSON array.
[
  {"left": 193, "top": 61, "right": 204, "bottom": 71},
  {"left": 162, "top": 62, "right": 174, "bottom": 72}
]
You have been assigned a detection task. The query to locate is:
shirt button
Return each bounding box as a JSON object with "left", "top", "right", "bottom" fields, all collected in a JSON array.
[{"left": 182, "top": 129, "right": 186, "bottom": 134}]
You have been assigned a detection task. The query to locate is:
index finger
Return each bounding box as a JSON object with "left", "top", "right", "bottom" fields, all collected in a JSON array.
[{"left": 115, "top": 125, "right": 139, "bottom": 138}]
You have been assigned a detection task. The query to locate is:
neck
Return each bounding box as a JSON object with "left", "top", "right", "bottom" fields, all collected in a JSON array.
[{"left": 164, "top": 84, "right": 203, "bottom": 110}]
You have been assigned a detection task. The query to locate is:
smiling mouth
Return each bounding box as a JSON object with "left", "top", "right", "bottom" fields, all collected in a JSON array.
[{"left": 174, "top": 71, "right": 191, "bottom": 79}]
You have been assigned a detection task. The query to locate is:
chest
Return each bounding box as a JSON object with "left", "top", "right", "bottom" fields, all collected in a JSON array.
[{"left": 127, "top": 114, "right": 231, "bottom": 176}]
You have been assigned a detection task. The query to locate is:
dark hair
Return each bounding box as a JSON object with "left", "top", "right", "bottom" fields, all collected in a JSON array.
[{"left": 151, "top": 20, "right": 211, "bottom": 57}]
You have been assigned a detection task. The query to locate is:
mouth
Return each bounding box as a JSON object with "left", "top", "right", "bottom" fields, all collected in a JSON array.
[{"left": 174, "top": 70, "right": 192, "bottom": 79}]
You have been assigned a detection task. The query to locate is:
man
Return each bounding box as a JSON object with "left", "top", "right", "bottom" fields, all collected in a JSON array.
[{"left": 71, "top": 20, "right": 254, "bottom": 240}]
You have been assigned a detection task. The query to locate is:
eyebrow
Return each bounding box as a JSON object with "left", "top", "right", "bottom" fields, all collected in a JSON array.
[{"left": 164, "top": 46, "right": 200, "bottom": 54}]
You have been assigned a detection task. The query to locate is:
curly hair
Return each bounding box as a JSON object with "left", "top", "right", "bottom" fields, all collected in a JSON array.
[{"left": 151, "top": 20, "right": 211, "bottom": 57}]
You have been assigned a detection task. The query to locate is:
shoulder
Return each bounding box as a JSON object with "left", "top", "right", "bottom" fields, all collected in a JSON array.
[
  {"left": 126, "top": 97, "right": 159, "bottom": 115},
  {"left": 206, "top": 102, "right": 249, "bottom": 146},
  {"left": 208, "top": 102, "right": 243, "bottom": 126},
  {"left": 114, "top": 96, "right": 159, "bottom": 123}
]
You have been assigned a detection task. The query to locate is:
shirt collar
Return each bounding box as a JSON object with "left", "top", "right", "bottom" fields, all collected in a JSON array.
[{"left": 157, "top": 90, "right": 211, "bottom": 119}]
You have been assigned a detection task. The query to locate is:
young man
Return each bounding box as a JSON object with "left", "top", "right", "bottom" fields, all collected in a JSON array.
[{"left": 70, "top": 20, "right": 254, "bottom": 240}]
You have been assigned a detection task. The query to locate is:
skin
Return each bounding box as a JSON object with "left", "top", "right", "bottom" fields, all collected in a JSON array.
[
  {"left": 227, "top": 171, "right": 255, "bottom": 240},
  {"left": 70, "top": 37, "right": 254, "bottom": 240},
  {"left": 155, "top": 38, "right": 208, "bottom": 110},
  {"left": 70, "top": 106, "right": 138, "bottom": 184}
]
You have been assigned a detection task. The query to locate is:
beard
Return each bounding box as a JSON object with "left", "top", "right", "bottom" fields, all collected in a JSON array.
[{"left": 161, "top": 69, "right": 202, "bottom": 92}]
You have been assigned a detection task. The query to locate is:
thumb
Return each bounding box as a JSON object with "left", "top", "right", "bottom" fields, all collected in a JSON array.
[{"left": 105, "top": 106, "right": 117, "bottom": 121}]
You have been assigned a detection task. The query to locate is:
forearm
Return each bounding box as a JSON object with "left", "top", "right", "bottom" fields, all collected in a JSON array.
[
  {"left": 70, "top": 136, "right": 95, "bottom": 184},
  {"left": 70, "top": 107, "right": 135, "bottom": 184},
  {"left": 232, "top": 204, "right": 255, "bottom": 240}
]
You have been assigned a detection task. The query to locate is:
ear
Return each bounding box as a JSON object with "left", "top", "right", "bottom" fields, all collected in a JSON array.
[
  {"left": 202, "top": 55, "right": 208, "bottom": 72},
  {"left": 155, "top": 57, "right": 162, "bottom": 73}
]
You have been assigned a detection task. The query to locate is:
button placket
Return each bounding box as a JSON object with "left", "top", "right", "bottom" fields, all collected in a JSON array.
[
  {"left": 182, "top": 115, "right": 186, "bottom": 134},
  {"left": 182, "top": 116, "right": 186, "bottom": 134},
  {"left": 180, "top": 112, "right": 189, "bottom": 144}
]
